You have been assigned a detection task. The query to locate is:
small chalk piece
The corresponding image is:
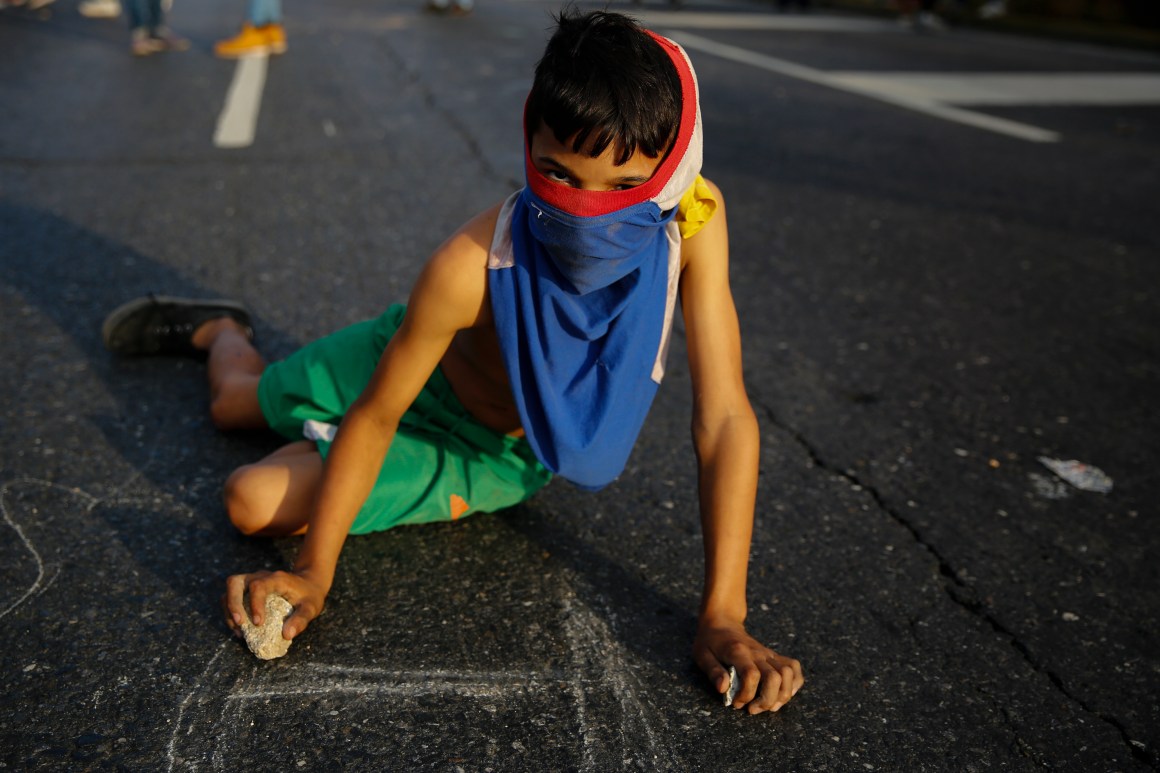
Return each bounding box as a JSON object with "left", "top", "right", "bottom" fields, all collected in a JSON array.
[
  {"left": 239, "top": 594, "right": 294, "bottom": 660},
  {"left": 723, "top": 665, "right": 739, "bottom": 706}
]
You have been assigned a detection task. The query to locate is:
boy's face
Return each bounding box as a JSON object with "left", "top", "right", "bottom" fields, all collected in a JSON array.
[{"left": 529, "top": 125, "right": 663, "bottom": 193}]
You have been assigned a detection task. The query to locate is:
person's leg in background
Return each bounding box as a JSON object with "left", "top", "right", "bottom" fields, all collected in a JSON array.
[
  {"left": 215, "top": 0, "right": 287, "bottom": 59},
  {"left": 125, "top": 0, "right": 188, "bottom": 56}
]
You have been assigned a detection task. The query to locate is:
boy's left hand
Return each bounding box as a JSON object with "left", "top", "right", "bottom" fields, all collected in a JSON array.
[{"left": 693, "top": 619, "right": 804, "bottom": 714}]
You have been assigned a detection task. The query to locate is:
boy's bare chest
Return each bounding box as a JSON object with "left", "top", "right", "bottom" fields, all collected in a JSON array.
[{"left": 439, "top": 326, "right": 522, "bottom": 435}]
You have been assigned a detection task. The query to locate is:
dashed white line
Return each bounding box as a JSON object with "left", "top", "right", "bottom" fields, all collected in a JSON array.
[{"left": 214, "top": 56, "right": 269, "bottom": 149}]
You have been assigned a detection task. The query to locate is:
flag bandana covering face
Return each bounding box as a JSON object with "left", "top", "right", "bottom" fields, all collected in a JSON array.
[{"left": 488, "top": 32, "right": 703, "bottom": 490}]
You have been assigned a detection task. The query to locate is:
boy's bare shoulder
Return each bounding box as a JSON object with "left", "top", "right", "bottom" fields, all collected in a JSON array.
[
  {"left": 425, "top": 201, "right": 503, "bottom": 274},
  {"left": 409, "top": 202, "right": 505, "bottom": 330},
  {"left": 680, "top": 177, "right": 728, "bottom": 273},
  {"left": 701, "top": 176, "right": 724, "bottom": 201}
]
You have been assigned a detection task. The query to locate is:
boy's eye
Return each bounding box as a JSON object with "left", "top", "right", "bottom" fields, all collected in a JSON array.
[{"left": 544, "top": 169, "right": 574, "bottom": 185}]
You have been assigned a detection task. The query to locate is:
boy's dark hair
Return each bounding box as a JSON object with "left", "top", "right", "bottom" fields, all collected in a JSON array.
[{"left": 525, "top": 9, "right": 682, "bottom": 166}]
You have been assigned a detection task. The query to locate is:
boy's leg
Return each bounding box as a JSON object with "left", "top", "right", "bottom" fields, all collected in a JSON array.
[
  {"left": 103, "top": 294, "right": 267, "bottom": 429},
  {"left": 194, "top": 317, "right": 269, "bottom": 431},
  {"left": 223, "top": 440, "right": 321, "bottom": 536}
]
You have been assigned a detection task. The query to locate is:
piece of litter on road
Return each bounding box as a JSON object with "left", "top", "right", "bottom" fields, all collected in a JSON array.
[
  {"left": 1062, "top": 612, "right": 1080, "bottom": 622},
  {"left": 1029, "top": 472, "right": 1071, "bottom": 500},
  {"left": 724, "top": 665, "right": 739, "bottom": 706},
  {"left": 1037, "top": 457, "right": 1113, "bottom": 494}
]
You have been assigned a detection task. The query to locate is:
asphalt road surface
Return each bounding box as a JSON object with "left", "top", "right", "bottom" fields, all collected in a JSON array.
[{"left": 2, "top": 0, "right": 1158, "bottom": 769}]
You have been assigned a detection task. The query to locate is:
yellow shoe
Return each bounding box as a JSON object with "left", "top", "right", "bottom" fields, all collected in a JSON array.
[
  {"left": 214, "top": 23, "right": 274, "bottom": 59},
  {"left": 258, "top": 23, "right": 287, "bottom": 55}
]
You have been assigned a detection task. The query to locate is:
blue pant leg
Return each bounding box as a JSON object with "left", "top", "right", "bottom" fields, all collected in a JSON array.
[
  {"left": 249, "top": 0, "right": 282, "bottom": 26},
  {"left": 125, "top": 0, "right": 162, "bottom": 30}
]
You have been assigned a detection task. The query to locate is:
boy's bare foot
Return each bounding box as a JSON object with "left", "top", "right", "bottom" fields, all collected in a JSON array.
[{"left": 102, "top": 294, "right": 253, "bottom": 357}]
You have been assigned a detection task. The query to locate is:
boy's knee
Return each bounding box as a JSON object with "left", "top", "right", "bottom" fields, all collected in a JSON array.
[{"left": 223, "top": 465, "right": 266, "bottom": 535}]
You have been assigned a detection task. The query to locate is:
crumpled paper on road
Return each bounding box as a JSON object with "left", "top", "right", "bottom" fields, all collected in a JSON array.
[{"left": 1037, "top": 457, "right": 1113, "bottom": 494}]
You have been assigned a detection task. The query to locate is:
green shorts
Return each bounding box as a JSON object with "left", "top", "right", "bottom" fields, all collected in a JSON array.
[{"left": 256, "top": 304, "right": 552, "bottom": 534}]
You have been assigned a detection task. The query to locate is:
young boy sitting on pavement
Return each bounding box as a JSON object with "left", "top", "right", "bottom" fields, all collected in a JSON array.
[{"left": 102, "top": 9, "right": 804, "bottom": 714}]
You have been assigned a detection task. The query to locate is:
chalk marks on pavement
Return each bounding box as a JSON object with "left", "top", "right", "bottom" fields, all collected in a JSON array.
[
  {"left": 167, "top": 593, "right": 672, "bottom": 772},
  {"left": 0, "top": 478, "right": 86, "bottom": 621},
  {"left": 0, "top": 472, "right": 676, "bottom": 770}
]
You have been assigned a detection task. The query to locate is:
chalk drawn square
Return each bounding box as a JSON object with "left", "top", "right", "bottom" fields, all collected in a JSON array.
[
  {"left": 170, "top": 596, "right": 675, "bottom": 772},
  {"left": 209, "top": 666, "right": 576, "bottom": 768}
]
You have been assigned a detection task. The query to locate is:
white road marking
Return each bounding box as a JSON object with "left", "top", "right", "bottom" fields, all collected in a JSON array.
[
  {"left": 827, "top": 72, "right": 1160, "bottom": 106},
  {"left": 214, "top": 56, "right": 269, "bottom": 149},
  {"left": 667, "top": 31, "right": 1062, "bottom": 142},
  {"left": 630, "top": 10, "right": 892, "bottom": 33}
]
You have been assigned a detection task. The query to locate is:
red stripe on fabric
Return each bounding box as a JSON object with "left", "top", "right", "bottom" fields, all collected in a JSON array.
[{"left": 525, "top": 31, "right": 697, "bottom": 218}]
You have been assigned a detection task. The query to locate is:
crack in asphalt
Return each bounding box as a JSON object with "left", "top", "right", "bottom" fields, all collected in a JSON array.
[
  {"left": 375, "top": 36, "right": 520, "bottom": 192},
  {"left": 999, "top": 705, "right": 1048, "bottom": 766},
  {"left": 754, "top": 401, "right": 1155, "bottom": 768}
]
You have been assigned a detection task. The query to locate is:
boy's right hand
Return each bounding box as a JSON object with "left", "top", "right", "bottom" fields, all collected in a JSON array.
[
  {"left": 222, "top": 569, "right": 328, "bottom": 642},
  {"left": 693, "top": 618, "right": 804, "bottom": 714}
]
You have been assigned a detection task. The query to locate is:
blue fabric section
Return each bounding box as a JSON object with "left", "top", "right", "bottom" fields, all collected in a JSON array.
[{"left": 489, "top": 187, "right": 674, "bottom": 490}]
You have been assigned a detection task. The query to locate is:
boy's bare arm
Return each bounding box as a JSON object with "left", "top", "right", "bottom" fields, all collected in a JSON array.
[
  {"left": 224, "top": 205, "right": 500, "bottom": 639},
  {"left": 678, "top": 180, "right": 804, "bottom": 714}
]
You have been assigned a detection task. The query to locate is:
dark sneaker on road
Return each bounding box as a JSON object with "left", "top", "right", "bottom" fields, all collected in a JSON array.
[{"left": 102, "top": 294, "right": 253, "bottom": 357}]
